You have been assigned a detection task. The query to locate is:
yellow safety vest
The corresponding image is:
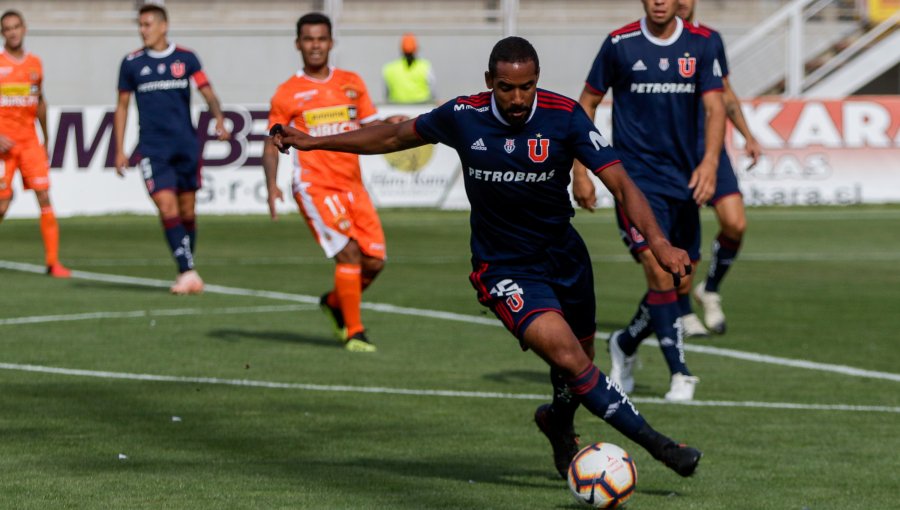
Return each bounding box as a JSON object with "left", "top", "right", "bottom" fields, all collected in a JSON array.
[{"left": 382, "top": 57, "right": 433, "bottom": 104}]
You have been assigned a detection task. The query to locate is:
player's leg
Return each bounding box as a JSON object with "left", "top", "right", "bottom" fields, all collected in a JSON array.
[
  {"left": 0, "top": 154, "right": 13, "bottom": 222},
  {"left": 177, "top": 190, "right": 197, "bottom": 254},
  {"left": 523, "top": 312, "right": 701, "bottom": 477},
  {"left": 695, "top": 192, "right": 746, "bottom": 333},
  {"left": 678, "top": 259, "right": 708, "bottom": 337},
  {"left": 19, "top": 143, "right": 70, "bottom": 277}
]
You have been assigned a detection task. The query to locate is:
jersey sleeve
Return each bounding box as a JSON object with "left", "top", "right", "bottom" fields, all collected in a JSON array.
[
  {"left": 710, "top": 31, "right": 730, "bottom": 79},
  {"left": 185, "top": 52, "right": 210, "bottom": 89},
  {"left": 584, "top": 36, "right": 616, "bottom": 95},
  {"left": 354, "top": 75, "right": 379, "bottom": 124},
  {"left": 569, "top": 107, "right": 621, "bottom": 175},
  {"left": 267, "top": 88, "right": 293, "bottom": 130},
  {"left": 117, "top": 58, "right": 135, "bottom": 92},
  {"left": 698, "top": 38, "right": 725, "bottom": 94},
  {"left": 412, "top": 99, "right": 458, "bottom": 148}
]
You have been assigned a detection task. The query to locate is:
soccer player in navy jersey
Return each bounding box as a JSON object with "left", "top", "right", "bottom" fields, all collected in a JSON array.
[
  {"left": 677, "top": 0, "right": 762, "bottom": 336},
  {"left": 572, "top": 0, "right": 727, "bottom": 401},
  {"left": 270, "top": 36, "right": 702, "bottom": 480},
  {"left": 113, "top": 4, "right": 230, "bottom": 295}
]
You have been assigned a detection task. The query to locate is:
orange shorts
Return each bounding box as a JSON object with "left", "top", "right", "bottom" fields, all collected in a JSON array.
[
  {"left": 0, "top": 139, "right": 50, "bottom": 199},
  {"left": 293, "top": 182, "right": 386, "bottom": 260}
]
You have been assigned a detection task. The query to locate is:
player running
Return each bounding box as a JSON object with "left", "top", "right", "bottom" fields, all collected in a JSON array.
[
  {"left": 0, "top": 10, "right": 71, "bottom": 278},
  {"left": 262, "top": 13, "right": 405, "bottom": 352},
  {"left": 573, "top": 0, "right": 727, "bottom": 401},
  {"left": 270, "top": 36, "right": 702, "bottom": 480},
  {"left": 677, "top": 0, "right": 762, "bottom": 336},
  {"left": 114, "top": 4, "right": 229, "bottom": 294}
]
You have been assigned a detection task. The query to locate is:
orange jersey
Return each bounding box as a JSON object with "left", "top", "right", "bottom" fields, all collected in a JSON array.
[
  {"left": 0, "top": 51, "right": 42, "bottom": 144},
  {"left": 268, "top": 67, "right": 378, "bottom": 190}
]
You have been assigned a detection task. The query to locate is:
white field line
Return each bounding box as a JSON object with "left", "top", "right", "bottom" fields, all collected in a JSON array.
[
  {"left": 0, "top": 305, "right": 316, "bottom": 326},
  {"left": 2, "top": 260, "right": 899, "bottom": 383},
  {"left": 0, "top": 362, "right": 897, "bottom": 414}
]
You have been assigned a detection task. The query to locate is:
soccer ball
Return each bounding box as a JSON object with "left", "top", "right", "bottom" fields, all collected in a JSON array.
[{"left": 567, "top": 442, "right": 637, "bottom": 508}]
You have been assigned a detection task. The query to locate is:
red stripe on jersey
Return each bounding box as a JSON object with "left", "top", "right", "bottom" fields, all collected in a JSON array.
[
  {"left": 610, "top": 21, "right": 640, "bottom": 36},
  {"left": 583, "top": 81, "right": 605, "bottom": 96},
  {"left": 412, "top": 117, "right": 427, "bottom": 142},
  {"left": 702, "top": 87, "right": 724, "bottom": 95},
  {"left": 537, "top": 94, "right": 576, "bottom": 109},
  {"left": 684, "top": 23, "right": 712, "bottom": 38},
  {"left": 593, "top": 159, "right": 621, "bottom": 175},
  {"left": 538, "top": 90, "right": 576, "bottom": 104},
  {"left": 537, "top": 102, "right": 574, "bottom": 112},
  {"left": 192, "top": 70, "right": 210, "bottom": 89}
]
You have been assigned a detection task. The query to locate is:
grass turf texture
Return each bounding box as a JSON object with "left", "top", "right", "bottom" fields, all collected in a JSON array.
[{"left": 1, "top": 206, "right": 898, "bottom": 509}]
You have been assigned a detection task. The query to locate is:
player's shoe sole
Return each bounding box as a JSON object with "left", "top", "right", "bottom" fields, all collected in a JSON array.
[
  {"left": 693, "top": 282, "right": 726, "bottom": 334},
  {"left": 681, "top": 313, "right": 709, "bottom": 338},
  {"left": 534, "top": 403, "right": 580, "bottom": 479}
]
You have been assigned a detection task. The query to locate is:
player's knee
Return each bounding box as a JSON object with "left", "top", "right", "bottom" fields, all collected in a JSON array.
[
  {"left": 0, "top": 200, "right": 9, "bottom": 218},
  {"left": 721, "top": 217, "right": 746, "bottom": 240},
  {"left": 364, "top": 257, "right": 385, "bottom": 275}
]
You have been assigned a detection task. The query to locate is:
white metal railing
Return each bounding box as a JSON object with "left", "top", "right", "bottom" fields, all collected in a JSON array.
[
  {"left": 729, "top": 0, "right": 861, "bottom": 97},
  {"left": 802, "top": 8, "right": 900, "bottom": 89}
]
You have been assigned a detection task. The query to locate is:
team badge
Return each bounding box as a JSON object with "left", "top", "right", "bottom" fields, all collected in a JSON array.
[
  {"left": 157, "top": 63, "right": 166, "bottom": 74},
  {"left": 343, "top": 87, "right": 359, "bottom": 99},
  {"left": 678, "top": 56, "right": 697, "bottom": 78},
  {"left": 170, "top": 61, "right": 186, "bottom": 78},
  {"left": 504, "top": 139, "right": 516, "bottom": 154},
  {"left": 527, "top": 138, "right": 550, "bottom": 163},
  {"left": 658, "top": 58, "right": 670, "bottom": 71}
]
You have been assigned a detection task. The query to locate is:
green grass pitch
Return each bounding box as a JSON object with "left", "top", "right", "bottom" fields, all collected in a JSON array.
[{"left": 1, "top": 206, "right": 898, "bottom": 509}]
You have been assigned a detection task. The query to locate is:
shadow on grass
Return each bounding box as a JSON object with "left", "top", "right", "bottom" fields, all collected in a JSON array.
[
  {"left": 207, "top": 328, "right": 339, "bottom": 349},
  {"left": 482, "top": 369, "right": 546, "bottom": 386}
]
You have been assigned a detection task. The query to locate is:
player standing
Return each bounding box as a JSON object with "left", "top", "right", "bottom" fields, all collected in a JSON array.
[
  {"left": 271, "top": 36, "right": 702, "bottom": 480},
  {"left": 114, "top": 4, "right": 229, "bottom": 294},
  {"left": 262, "top": 13, "right": 405, "bottom": 352},
  {"left": 572, "top": 0, "right": 726, "bottom": 401},
  {"left": 677, "top": 0, "right": 762, "bottom": 336},
  {"left": 0, "top": 10, "right": 70, "bottom": 278}
]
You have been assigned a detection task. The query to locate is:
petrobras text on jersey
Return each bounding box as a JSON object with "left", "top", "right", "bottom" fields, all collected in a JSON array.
[
  {"left": 629, "top": 82, "right": 696, "bottom": 94},
  {"left": 308, "top": 121, "right": 361, "bottom": 137},
  {"left": 136, "top": 79, "right": 189, "bottom": 93},
  {"left": 468, "top": 166, "right": 556, "bottom": 183}
]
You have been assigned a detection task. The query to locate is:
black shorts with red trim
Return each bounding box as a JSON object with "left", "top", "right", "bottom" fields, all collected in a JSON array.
[{"left": 468, "top": 225, "right": 596, "bottom": 348}]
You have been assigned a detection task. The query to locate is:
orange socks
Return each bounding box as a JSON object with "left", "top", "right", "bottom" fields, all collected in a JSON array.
[
  {"left": 334, "top": 263, "right": 364, "bottom": 337},
  {"left": 40, "top": 206, "right": 60, "bottom": 266}
]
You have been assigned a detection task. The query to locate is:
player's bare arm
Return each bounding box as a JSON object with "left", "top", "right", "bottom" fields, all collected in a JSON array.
[
  {"left": 198, "top": 87, "right": 230, "bottom": 141},
  {"left": 261, "top": 138, "right": 284, "bottom": 220},
  {"left": 689, "top": 89, "right": 725, "bottom": 205},
  {"left": 722, "top": 77, "right": 761, "bottom": 168},
  {"left": 113, "top": 90, "right": 132, "bottom": 176},
  {"left": 37, "top": 92, "right": 49, "bottom": 155},
  {"left": 572, "top": 86, "right": 606, "bottom": 211},
  {"left": 272, "top": 118, "right": 425, "bottom": 155},
  {"left": 362, "top": 114, "right": 409, "bottom": 127},
  {"left": 598, "top": 163, "right": 691, "bottom": 277}
]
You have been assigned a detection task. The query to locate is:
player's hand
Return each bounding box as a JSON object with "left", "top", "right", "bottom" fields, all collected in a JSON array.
[
  {"left": 215, "top": 118, "right": 231, "bottom": 141},
  {"left": 0, "top": 134, "right": 14, "bottom": 154},
  {"left": 115, "top": 152, "right": 129, "bottom": 177},
  {"left": 270, "top": 124, "right": 310, "bottom": 153},
  {"left": 744, "top": 137, "right": 762, "bottom": 170},
  {"left": 688, "top": 158, "right": 717, "bottom": 206},
  {"left": 572, "top": 170, "right": 597, "bottom": 212},
  {"left": 267, "top": 185, "right": 284, "bottom": 221},
  {"left": 649, "top": 238, "right": 692, "bottom": 285}
]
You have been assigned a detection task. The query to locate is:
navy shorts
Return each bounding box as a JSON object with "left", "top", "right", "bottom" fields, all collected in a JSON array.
[
  {"left": 615, "top": 193, "right": 701, "bottom": 262},
  {"left": 138, "top": 143, "right": 201, "bottom": 195},
  {"left": 469, "top": 226, "right": 597, "bottom": 348},
  {"left": 709, "top": 149, "right": 742, "bottom": 205}
]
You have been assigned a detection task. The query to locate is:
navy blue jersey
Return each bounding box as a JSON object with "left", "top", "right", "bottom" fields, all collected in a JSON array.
[
  {"left": 414, "top": 89, "right": 621, "bottom": 263},
  {"left": 586, "top": 17, "right": 723, "bottom": 200},
  {"left": 118, "top": 44, "right": 208, "bottom": 149}
]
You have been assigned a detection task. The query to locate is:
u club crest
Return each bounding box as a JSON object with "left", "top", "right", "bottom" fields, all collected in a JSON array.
[
  {"left": 527, "top": 138, "right": 549, "bottom": 163},
  {"left": 678, "top": 56, "right": 696, "bottom": 78},
  {"left": 504, "top": 139, "right": 516, "bottom": 154},
  {"left": 170, "top": 61, "right": 186, "bottom": 78}
]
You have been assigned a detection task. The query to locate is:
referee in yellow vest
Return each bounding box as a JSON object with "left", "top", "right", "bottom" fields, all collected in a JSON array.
[{"left": 382, "top": 33, "right": 436, "bottom": 104}]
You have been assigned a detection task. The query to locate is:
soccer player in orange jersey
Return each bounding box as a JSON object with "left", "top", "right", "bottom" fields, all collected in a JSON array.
[
  {"left": 262, "top": 13, "right": 406, "bottom": 352},
  {"left": 0, "top": 10, "right": 70, "bottom": 278}
]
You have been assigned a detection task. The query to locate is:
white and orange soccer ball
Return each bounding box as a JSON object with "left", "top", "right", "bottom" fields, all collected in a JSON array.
[{"left": 567, "top": 442, "right": 637, "bottom": 508}]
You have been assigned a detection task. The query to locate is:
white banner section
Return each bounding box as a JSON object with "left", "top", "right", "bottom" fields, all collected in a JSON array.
[{"left": 4, "top": 99, "right": 900, "bottom": 218}]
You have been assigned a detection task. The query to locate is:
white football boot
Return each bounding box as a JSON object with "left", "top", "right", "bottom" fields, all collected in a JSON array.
[
  {"left": 664, "top": 373, "right": 700, "bottom": 402},
  {"left": 693, "top": 281, "right": 726, "bottom": 334},
  {"left": 681, "top": 313, "right": 709, "bottom": 338},
  {"left": 170, "top": 269, "right": 204, "bottom": 295},
  {"left": 608, "top": 330, "right": 636, "bottom": 394}
]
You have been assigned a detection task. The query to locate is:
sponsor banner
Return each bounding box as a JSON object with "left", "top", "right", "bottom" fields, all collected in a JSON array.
[
  {"left": 866, "top": 0, "right": 900, "bottom": 23},
  {"left": 4, "top": 98, "right": 900, "bottom": 218}
]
